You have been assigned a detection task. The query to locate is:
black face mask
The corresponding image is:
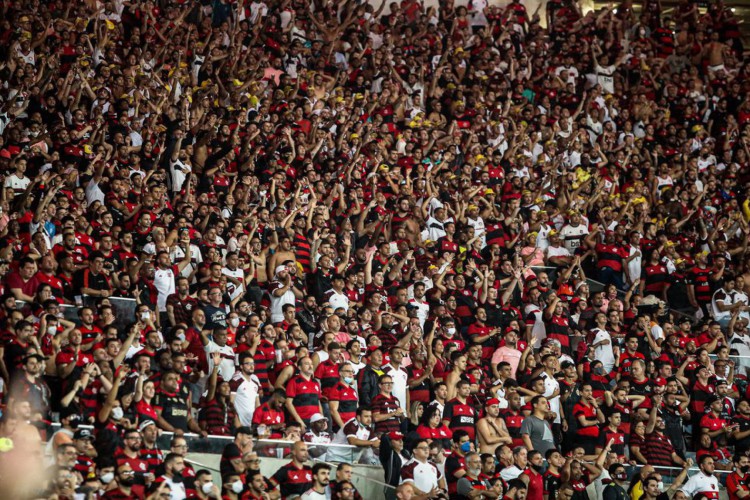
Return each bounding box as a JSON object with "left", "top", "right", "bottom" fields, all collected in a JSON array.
[
  {"left": 172, "top": 471, "right": 184, "bottom": 484},
  {"left": 741, "top": 465, "right": 750, "bottom": 474},
  {"left": 532, "top": 464, "right": 544, "bottom": 473}
]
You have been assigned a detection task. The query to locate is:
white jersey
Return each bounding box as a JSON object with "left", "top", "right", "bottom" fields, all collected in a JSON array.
[
  {"left": 222, "top": 266, "right": 245, "bottom": 301},
  {"left": 153, "top": 266, "right": 177, "bottom": 312},
  {"left": 382, "top": 364, "right": 409, "bottom": 412},
  {"left": 595, "top": 64, "right": 616, "bottom": 94},
  {"left": 400, "top": 458, "right": 442, "bottom": 493},
  {"left": 230, "top": 372, "right": 261, "bottom": 426},
  {"left": 711, "top": 287, "right": 737, "bottom": 322},
  {"left": 559, "top": 224, "right": 589, "bottom": 252},
  {"left": 302, "top": 430, "right": 332, "bottom": 461},
  {"left": 679, "top": 471, "right": 720, "bottom": 499},
  {"left": 541, "top": 371, "right": 561, "bottom": 424},
  {"left": 328, "top": 417, "right": 376, "bottom": 463},
  {"left": 205, "top": 341, "right": 236, "bottom": 381}
]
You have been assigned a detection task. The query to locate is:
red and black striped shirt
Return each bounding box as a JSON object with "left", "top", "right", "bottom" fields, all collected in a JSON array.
[
  {"left": 286, "top": 375, "right": 321, "bottom": 421},
  {"left": 443, "top": 398, "right": 477, "bottom": 440}
]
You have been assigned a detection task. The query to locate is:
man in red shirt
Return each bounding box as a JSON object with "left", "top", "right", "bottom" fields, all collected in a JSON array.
[
  {"left": 727, "top": 453, "right": 750, "bottom": 500},
  {"left": 700, "top": 395, "right": 731, "bottom": 447},
  {"left": 520, "top": 450, "right": 544, "bottom": 499},
  {"left": 6, "top": 257, "right": 39, "bottom": 302},
  {"left": 252, "top": 388, "right": 287, "bottom": 438},
  {"left": 114, "top": 429, "right": 149, "bottom": 476}
]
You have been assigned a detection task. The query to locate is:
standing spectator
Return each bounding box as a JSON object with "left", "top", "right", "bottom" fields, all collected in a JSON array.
[
  {"left": 382, "top": 346, "right": 409, "bottom": 414},
  {"left": 269, "top": 441, "right": 313, "bottom": 499},
  {"left": 372, "top": 374, "right": 405, "bottom": 436},
  {"left": 520, "top": 395, "right": 556, "bottom": 456},
  {"left": 286, "top": 356, "right": 323, "bottom": 430}
]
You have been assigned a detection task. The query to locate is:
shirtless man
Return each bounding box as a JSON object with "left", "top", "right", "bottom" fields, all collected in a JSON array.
[
  {"left": 703, "top": 31, "right": 731, "bottom": 73},
  {"left": 267, "top": 234, "right": 296, "bottom": 273},
  {"left": 477, "top": 398, "right": 513, "bottom": 454}
]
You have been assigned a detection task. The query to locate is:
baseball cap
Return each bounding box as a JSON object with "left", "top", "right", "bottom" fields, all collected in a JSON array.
[
  {"left": 388, "top": 431, "right": 404, "bottom": 440},
  {"left": 310, "top": 413, "right": 326, "bottom": 424},
  {"left": 74, "top": 429, "right": 93, "bottom": 440},
  {"left": 485, "top": 398, "right": 500, "bottom": 407},
  {"left": 561, "top": 361, "right": 575, "bottom": 369},
  {"left": 138, "top": 419, "right": 156, "bottom": 432},
  {"left": 705, "top": 394, "right": 721, "bottom": 406}
]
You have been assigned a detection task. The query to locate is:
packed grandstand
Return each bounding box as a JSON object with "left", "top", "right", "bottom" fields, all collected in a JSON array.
[{"left": 0, "top": 0, "right": 748, "bottom": 498}]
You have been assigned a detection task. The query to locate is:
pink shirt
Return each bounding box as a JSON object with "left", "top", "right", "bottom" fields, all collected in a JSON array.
[{"left": 491, "top": 346, "right": 522, "bottom": 378}]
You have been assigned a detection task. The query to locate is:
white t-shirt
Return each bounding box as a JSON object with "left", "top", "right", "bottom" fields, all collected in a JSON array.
[
  {"left": 592, "top": 328, "right": 615, "bottom": 372},
  {"left": 153, "top": 266, "right": 177, "bottom": 312},
  {"left": 541, "top": 371, "right": 561, "bottom": 424},
  {"left": 382, "top": 364, "right": 408, "bottom": 412}
]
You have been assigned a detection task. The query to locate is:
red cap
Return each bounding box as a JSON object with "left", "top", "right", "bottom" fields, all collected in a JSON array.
[
  {"left": 654, "top": 377, "right": 667, "bottom": 387},
  {"left": 485, "top": 398, "right": 500, "bottom": 406},
  {"left": 389, "top": 431, "right": 404, "bottom": 440}
]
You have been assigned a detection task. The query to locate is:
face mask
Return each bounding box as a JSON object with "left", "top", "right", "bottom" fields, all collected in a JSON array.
[
  {"left": 446, "top": 327, "right": 456, "bottom": 336},
  {"left": 741, "top": 465, "right": 750, "bottom": 474},
  {"left": 344, "top": 376, "right": 354, "bottom": 385},
  {"left": 177, "top": 332, "right": 186, "bottom": 342},
  {"left": 100, "top": 472, "right": 114, "bottom": 484},
  {"left": 172, "top": 471, "right": 183, "bottom": 483},
  {"left": 232, "top": 480, "right": 244, "bottom": 493},
  {"left": 140, "top": 312, "right": 150, "bottom": 321},
  {"left": 533, "top": 464, "right": 544, "bottom": 473},
  {"left": 657, "top": 481, "right": 664, "bottom": 490},
  {"left": 460, "top": 442, "right": 472, "bottom": 453},
  {"left": 201, "top": 482, "right": 214, "bottom": 494},
  {"left": 47, "top": 326, "right": 57, "bottom": 335},
  {"left": 111, "top": 407, "right": 124, "bottom": 420},
  {"left": 230, "top": 317, "right": 239, "bottom": 328},
  {"left": 614, "top": 472, "right": 627, "bottom": 481}
]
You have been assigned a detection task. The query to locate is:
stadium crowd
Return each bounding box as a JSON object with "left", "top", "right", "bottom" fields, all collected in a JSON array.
[{"left": 0, "top": 0, "right": 749, "bottom": 498}]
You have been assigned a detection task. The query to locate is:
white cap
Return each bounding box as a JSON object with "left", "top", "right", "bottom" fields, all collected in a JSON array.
[{"left": 310, "top": 413, "right": 326, "bottom": 424}]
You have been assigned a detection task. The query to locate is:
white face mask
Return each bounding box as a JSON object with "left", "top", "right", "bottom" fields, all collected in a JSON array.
[
  {"left": 231, "top": 480, "right": 244, "bottom": 493},
  {"left": 657, "top": 481, "right": 664, "bottom": 490},
  {"left": 111, "top": 407, "right": 124, "bottom": 421},
  {"left": 230, "top": 317, "right": 240, "bottom": 328},
  {"left": 201, "top": 482, "right": 214, "bottom": 494},
  {"left": 446, "top": 327, "right": 456, "bottom": 335},
  {"left": 140, "top": 312, "right": 150, "bottom": 321},
  {"left": 47, "top": 326, "right": 57, "bottom": 335},
  {"left": 100, "top": 472, "right": 114, "bottom": 484}
]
